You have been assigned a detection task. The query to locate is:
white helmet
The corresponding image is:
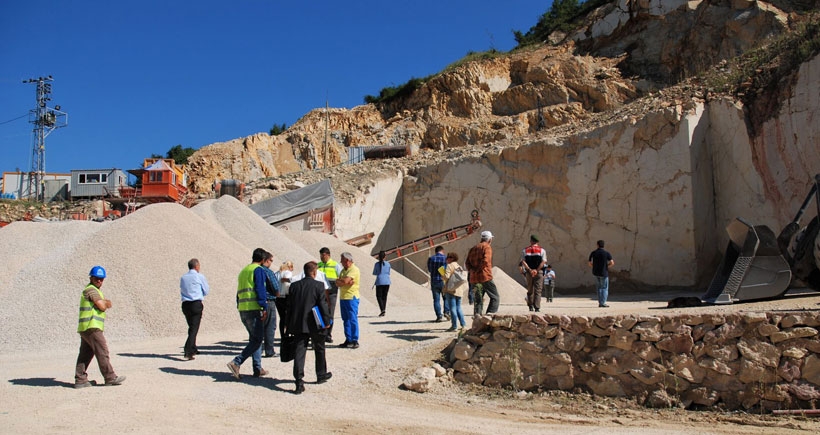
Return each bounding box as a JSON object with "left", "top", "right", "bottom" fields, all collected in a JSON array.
[{"left": 480, "top": 230, "right": 493, "bottom": 241}]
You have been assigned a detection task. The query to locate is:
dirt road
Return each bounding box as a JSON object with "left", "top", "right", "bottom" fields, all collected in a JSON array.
[{"left": 3, "top": 292, "right": 820, "bottom": 434}]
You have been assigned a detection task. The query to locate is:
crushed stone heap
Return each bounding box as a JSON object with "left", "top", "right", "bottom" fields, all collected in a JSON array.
[{"left": 0, "top": 195, "right": 525, "bottom": 352}]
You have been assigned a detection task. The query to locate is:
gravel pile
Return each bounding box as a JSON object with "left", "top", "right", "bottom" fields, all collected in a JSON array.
[{"left": 0, "top": 195, "right": 525, "bottom": 352}]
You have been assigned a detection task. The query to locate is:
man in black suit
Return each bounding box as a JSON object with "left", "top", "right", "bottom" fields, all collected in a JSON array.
[{"left": 286, "top": 261, "right": 332, "bottom": 394}]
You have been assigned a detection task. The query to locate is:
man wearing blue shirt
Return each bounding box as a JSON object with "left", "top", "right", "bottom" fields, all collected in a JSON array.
[
  {"left": 179, "top": 258, "right": 210, "bottom": 360},
  {"left": 228, "top": 248, "right": 272, "bottom": 379},
  {"left": 427, "top": 246, "right": 449, "bottom": 322},
  {"left": 262, "top": 260, "right": 281, "bottom": 358}
]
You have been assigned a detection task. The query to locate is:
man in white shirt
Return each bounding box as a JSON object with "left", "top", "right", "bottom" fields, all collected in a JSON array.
[
  {"left": 543, "top": 265, "right": 556, "bottom": 302},
  {"left": 179, "top": 258, "right": 210, "bottom": 360},
  {"left": 291, "top": 269, "right": 331, "bottom": 290}
]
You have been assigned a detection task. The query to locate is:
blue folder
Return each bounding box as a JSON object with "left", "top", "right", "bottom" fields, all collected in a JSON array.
[{"left": 312, "top": 306, "right": 326, "bottom": 329}]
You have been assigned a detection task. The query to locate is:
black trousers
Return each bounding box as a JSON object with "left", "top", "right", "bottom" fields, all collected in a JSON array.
[
  {"left": 375, "top": 285, "right": 390, "bottom": 313},
  {"left": 293, "top": 331, "right": 328, "bottom": 384},
  {"left": 181, "top": 300, "right": 203, "bottom": 357},
  {"left": 275, "top": 297, "right": 289, "bottom": 337},
  {"left": 325, "top": 285, "right": 338, "bottom": 337}
]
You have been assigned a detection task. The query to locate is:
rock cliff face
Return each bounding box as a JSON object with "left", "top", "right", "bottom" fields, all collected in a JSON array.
[
  {"left": 400, "top": 53, "right": 819, "bottom": 289},
  {"left": 186, "top": 39, "right": 637, "bottom": 193},
  {"left": 186, "top": 1, "right": 818, "bottom": 291},
  {"left": 573, "top": 0, "right": 792, "bottom": 83}
]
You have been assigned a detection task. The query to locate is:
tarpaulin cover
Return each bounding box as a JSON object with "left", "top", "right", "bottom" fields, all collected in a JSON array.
[{"left": 249, "top": 179, "right": 334, "bottom": 224}]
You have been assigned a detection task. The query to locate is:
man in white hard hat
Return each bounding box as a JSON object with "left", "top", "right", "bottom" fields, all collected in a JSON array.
[{"left": 465, "top": 230, "right": 500, "bottom": 315}]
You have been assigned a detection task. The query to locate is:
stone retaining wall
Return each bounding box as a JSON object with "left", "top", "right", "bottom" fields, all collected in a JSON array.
[{"left": 449, "top": 312, "right": 820, "bottom": 411}]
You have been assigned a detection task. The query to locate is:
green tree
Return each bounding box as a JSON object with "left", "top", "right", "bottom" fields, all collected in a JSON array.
[
  {"left": 165, "top": 145, "right": 196, "bottom": 165},
  {"left": 270, "top": 123, "right": 288, "bottom": 135},
  {"left": 514, "top": 0, "right": 608, "bottom": 47},
  {"left": 364, "top": 76, "right": 430, "bottom": 105}
]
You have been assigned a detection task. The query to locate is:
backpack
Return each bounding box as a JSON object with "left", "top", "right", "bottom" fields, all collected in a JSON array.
[{"left": 445, "top": 266, "right": 467, "bottom": 294}]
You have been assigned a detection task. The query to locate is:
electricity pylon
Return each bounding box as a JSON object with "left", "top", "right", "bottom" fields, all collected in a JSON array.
[{"left": 24, "top": 75, "right": 67, "bottom": 201}]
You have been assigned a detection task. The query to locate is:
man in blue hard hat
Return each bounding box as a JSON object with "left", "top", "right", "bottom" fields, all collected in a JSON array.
[{"left": 74, "top": 266, "right": 126, "bottom": 388}]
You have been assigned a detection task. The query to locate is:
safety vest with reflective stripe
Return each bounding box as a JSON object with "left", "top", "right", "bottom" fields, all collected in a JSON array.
[
  {"left": 237, "top": 263, "right": 262, "bottom": 312},
  {"left": 318, "top": 260, "right": 339, "bottom": 280},
  {"left": 523, "top": 244, "right": 546, "bottom": 270},
  {"left": 78, "top": 284, "right": 106, "bottom": 332}
]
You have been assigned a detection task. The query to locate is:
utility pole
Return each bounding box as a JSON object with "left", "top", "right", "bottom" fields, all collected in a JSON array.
[
  {"left": 323, "top": 97, "right": 329, "bottom": 169},
  {"left": 24, "top": 75, "right": 67, "bottom": 201}
]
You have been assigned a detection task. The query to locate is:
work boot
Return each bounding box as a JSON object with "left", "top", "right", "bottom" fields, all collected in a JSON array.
[
  {"left": 227, "top": 361, "right": 241, "bottom": 380},
  {"left": 104, "top": 375, "right": 126, "bottom": 386}
]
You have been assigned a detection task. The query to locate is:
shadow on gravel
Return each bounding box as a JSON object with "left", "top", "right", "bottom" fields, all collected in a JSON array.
[
  {"left": 159, "top": 366, "right": 292, "bottom": 391},
  {"left": 120, "top": 341, "right": 246, "bottom": 361},
  {"left": 387, "top": 334, "right": 439, "bottom": 342},
  {"left": 370, "top": 320, "right": 437, "bottom": 325},
  {"left": 379, "top": 328, "right": 440, "bottom": 342},
  {"left": 8, "top": 377, "right": 76, "bottom": 388},
  {"left": 194, "top": 341, "right": 246, "bottom": 356},
  {"left": 119, "top": 352, "right": 180, "bottom": 361}
]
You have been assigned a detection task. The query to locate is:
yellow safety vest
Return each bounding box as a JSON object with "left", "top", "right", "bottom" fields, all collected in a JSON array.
[
  {"left": 318, "top": 260, "right": 339, "bottom": 280},
  {"left": 237, "top": 263, "right": 262, "bottom": 312},
  {"left": 78, "top": 284, "right": 106, "bottom": 332}
]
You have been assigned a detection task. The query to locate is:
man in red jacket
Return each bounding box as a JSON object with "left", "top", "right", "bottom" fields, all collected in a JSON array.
[
  {"left": 521, "top": 235, "right": 547, "bottom": 312},
  {"left": 465, "top": 231, "right": 500, "bottom": 316}
]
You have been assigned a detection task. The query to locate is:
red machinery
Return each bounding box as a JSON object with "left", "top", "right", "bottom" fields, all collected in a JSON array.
[{"left": 374, "top": 210, "right": 482, "bottom": 262}]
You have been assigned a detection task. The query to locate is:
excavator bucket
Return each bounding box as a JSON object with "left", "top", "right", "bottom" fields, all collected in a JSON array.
[{"left": 702, "top": 218, "right": 792, "bottom": 304}]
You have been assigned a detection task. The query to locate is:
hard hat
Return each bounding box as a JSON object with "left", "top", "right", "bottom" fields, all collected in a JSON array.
[
  {"left": 89, "top": 266, "right": 107, "bottom": 279},
  {"left": 481, "top": 230, "right": 493, "bottom": 240}
]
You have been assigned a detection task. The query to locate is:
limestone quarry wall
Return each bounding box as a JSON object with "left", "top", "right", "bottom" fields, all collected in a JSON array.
[
  {"left": 333, "top": 174, "right": 404, "bottom": 255},
  {"left": 400, "top": 104, "right": 705, "bottom": 290},
  {"left": 390, "top": 55, "right": 820, "bottom": 290},
  {"left": 708, "top": 56, "right": 820, "bottom": 229},
  {"left": 448, "top": 312, "right": 820, "bottom": 411}
]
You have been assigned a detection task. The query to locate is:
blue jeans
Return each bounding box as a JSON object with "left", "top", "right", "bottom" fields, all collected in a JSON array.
[
  {"left": 431, "top": 282, "right": 449, "bottom": 318},
  {"left": 445, "top": 294, "right": 466, "bottom": 328},
  {"left": 233, "top": 310, "right": 264, "bottom": 372},
  {"left": 595, "top": 276, "right": 609, "bottom": 306},
  {"left": 340, "top": 298, "right": 359, "bottom": 342},
  {"left": 263, "top": 303, "right": 277, "bottom": 356}
]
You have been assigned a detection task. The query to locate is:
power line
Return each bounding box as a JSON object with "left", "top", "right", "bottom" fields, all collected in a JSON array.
[{"left": 0, "top": 113, "right": 28, "bottom": 126}]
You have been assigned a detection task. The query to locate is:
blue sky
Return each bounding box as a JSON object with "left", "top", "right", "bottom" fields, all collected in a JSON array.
[{"left": 0, "top": 1, "right": 547, "bottom": 175}]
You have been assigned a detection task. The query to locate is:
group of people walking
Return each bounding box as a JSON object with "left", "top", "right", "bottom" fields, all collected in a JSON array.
[
  {"left": 519, "top": 235, "right": 614, "bottom": 309},
  {"left": 222, "top": 247, "right": 360, "bottom": 394},
  {"left": 425, "top": 230, "right": 501, "bottom": 329},
  {"left": 422, "top": 230, "right": 615, "bottom": 326},
  {"left": 73, "top": 232, "right": 612, "bottom": 392}
]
